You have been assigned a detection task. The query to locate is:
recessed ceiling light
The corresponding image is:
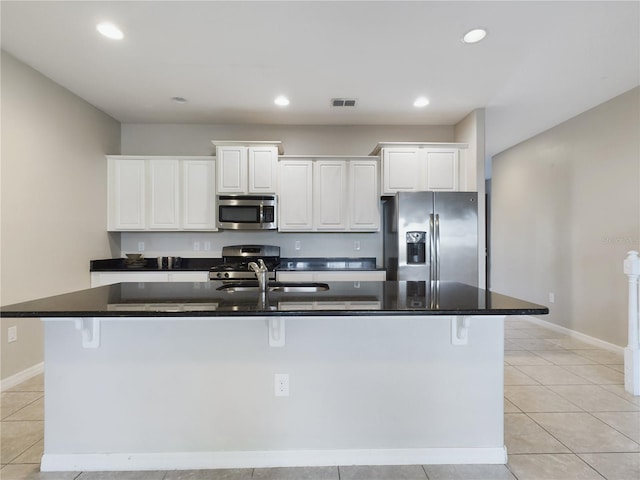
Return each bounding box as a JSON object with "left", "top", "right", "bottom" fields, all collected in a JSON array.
[
  {"left": 274, "top": 95, "right": 290, "bottom": 107},
  {"left": 96, "top": 22, "right": 124, "bottom": 40},
  {"left": 462, "top": 28, "right": 487, "bottom": 44},
  {"left": 171, "top": 96, "right": 188, "bottom": 104},
  {"left": 413, "top": 97, "right": 430, "bottom": 108}
]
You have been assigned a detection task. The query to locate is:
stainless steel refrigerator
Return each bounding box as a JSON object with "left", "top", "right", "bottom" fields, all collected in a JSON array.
[{"left": 383, "top": 191, "right": 478, "bottom": 286}]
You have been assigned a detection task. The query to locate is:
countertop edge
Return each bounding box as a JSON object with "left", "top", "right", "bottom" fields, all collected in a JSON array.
[{"left": 3, "top": 308, "right": 549, "bottom": 318}]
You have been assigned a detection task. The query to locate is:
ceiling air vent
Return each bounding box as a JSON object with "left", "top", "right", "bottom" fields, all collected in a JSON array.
[{"left": 331, "top": 98, "right": 358, "bottom": 108}]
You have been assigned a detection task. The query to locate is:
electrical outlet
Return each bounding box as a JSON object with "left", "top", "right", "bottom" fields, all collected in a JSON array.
[
  {"left": 354, "top": 240, "right": 361, "bottom": 251},
  {"left": 294, "top": 241, "right": 301, "bottom": 251},
  {"left": 204, "top": 241, "right": 211, "bottom": 251},
  {"left": 274, "top": 374, "right": 290, "bottom": 397},
  {"left": 8, "top": 326, "right": 17, "bottom": 343},
  {"left": 549, "top": 292, "right": 555, "bottom": 303},
  {"left": 137, "top": 242, "right": 145, "bottom": 252},
  {"left": 193, "top": 241, "right": 200, "bottom": 251}
]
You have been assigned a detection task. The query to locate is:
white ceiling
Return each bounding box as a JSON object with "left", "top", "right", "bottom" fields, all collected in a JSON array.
[{"left": 1, "top": 1, "right": 638, "bottom": 158}]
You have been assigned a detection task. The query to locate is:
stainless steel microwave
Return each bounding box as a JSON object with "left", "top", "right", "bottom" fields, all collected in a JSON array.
[{"left": 217, "top": 195, "right": 277, "bottom": 230}]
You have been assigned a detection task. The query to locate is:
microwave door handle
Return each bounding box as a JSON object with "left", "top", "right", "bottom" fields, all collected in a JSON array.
[{"left": 259, "top": 204, "right": 264, "bottom": 225}]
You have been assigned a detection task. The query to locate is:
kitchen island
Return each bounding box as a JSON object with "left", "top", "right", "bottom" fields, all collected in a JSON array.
[{"left": 1, "top": 281, "right": 547, "bottom": 472}]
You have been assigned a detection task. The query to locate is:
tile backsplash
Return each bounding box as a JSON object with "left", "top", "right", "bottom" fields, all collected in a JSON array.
[{"left": 120, "top": 231, "right": 383, "bottom": 265}]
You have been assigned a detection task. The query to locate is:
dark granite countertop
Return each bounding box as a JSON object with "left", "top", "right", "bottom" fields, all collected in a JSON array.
[
  {"left": 0, "top": 281, "right": 548, "bottom": 318},
  {"left": 90, "top": 257, "right": 383, "bottom": 272},
  {"left": 90, "top": 257, "right": 223, "bottom": 271},
  {"left": 277, "top": 257, "right": 382, "bottom": 271}
]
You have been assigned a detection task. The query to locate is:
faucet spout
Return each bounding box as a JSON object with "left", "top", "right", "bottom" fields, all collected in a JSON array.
[{"left": 249, "top": 260, "right": 268, "bottom": 292}]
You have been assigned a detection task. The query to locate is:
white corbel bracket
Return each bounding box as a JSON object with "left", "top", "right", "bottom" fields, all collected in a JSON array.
[
  {"left": 74, "top": 318, "right": 101, "bottom": 348},
  {"left": 451, "top": 316, "right": 471, "bottom": 346},
  {"left": 268, "top": 318, "right": 285, "bottom": 347}
]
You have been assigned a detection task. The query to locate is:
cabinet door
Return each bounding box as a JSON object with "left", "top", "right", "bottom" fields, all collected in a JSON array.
[
  {"left": 248, "top": 146, "right": 277, "bottom": 193},
  {"left": 276, "top": 271, "right": 314, "bottom": 282},
  {"left": 382, "top": 148, "right": 421, "bottom": 194},
  {"left": 314, "top": 160, "right": 347, "bottom": 231},
  {"left": 278, "top": 161, "right": 313, "bottom": 231},
  {"left": 90, "top": 272, "right": 170, "bottom": 287},
  {"left": 182, "top": 160, "right": 216, "bottom": 230},
  {"left": 148, "top": 160, "right": 180, "bottom": 230},
  {"left": 217, "top": 146, "right": 247, "bottom": 193},
  {"left": 168, "top": 272, "right": 210, "bottom": 282},
  {"left": 108, "top": 158, "right": 146, "bottom": 230},
  {"left": 424, "top": 148, "right": 459, "bottom": 191},
  {"left": 349, "top": 160, "right": 380, "bottom": 231}
]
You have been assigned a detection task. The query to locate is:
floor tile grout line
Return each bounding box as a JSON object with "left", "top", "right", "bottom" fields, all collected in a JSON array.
[
  {"left": 504, "top": 383, "right": 588, "bottom": 413},
  {"left": 547, "top": 383, "right": 640, "bottom": 412},
  {"left": 520, "top": 410, "right": 582, "bottom": 455},
  {"left": 587, "top": 411, "right": 640, "bottom": 446},
  {"left": 523, "top": 409, "right": 640, "bottom": 456},
  {"left": 5, "top": 434, "right": 44, "bottom": 465},
  {"left": 0, "top": 392, "right": 45, "bottom": 421}
]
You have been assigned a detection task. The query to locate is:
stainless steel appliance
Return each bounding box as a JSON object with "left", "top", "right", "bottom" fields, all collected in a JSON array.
[
  {"left": 209, "top": 245, "right": 280, "bottom": 281},
  {"left": 383, "top": 192, "right": 478, "bottom": 286},
  {"left": 217, "top": 195, "right": 277, "bottom": 230}
]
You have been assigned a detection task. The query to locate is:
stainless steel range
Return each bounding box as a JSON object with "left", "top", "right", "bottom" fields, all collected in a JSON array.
[{"left": 209, "top": 245, "right": 280, "bottom": 281}]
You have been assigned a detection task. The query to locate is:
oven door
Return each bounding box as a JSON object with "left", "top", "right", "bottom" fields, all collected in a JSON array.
[{"left": 217, "top": 195, "right": 277, "bottom": 230}]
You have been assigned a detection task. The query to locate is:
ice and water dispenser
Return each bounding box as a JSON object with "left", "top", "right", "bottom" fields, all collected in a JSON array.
[{"left": 406, "top": 231, "right": 426, "bottom": 265}]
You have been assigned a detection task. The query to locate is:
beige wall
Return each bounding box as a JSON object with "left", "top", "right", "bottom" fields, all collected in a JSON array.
[
  {"left": 121, "top": 123, "right": 455, "bottom": 156},
  {"left": 0, "top": 51, "right": 121, "bottom": 381},
  {"left": 455, "top": 109, "right": 486, "bottom": 287},
  {"left": 491, "top": 87, "right": 640, "bottom": 346}
]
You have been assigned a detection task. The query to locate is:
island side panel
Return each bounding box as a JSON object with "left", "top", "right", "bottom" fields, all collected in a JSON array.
[{"left": 43, "top": 315, "right": 505, "bottom": 469}]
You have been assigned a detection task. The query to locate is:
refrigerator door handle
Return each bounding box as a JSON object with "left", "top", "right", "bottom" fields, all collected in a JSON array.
[
  {"left": 429, "top": 213, "right": 436, "bottom": 281},
  {"left": 435, "top": 213, "right": 441, "bottom": 281}
]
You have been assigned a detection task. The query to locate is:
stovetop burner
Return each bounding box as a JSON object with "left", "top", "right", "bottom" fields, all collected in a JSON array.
[{"left": 209, "top": 245, "right": 280, "bottom": 281}]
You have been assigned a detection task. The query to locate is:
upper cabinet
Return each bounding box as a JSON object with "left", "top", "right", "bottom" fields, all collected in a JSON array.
[
  {"left": 278, "top": 160, "right": 314, "bottom": 231},
  {"left": 371, "top": 143, "right": 470, "bottom": 195},
  {"left": 107, "top": 156, "right": 216, "bottom": 231},
  {"left": 108, "top": 158, "right": 146, "bottom": 230},
  {"left": 182, "top": 160, "right": 217, "bottom": 230},
  {"left": 278, "top": 157, "right": 380, "bottom": 232},
  {"left": 213, "top": 141, "right": 282, "bottom": 194},
  {"left": 348, "top": 160, "right": 381, "bottom": 230}
]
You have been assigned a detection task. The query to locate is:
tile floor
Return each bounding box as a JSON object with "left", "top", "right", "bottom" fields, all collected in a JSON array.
[{"left": 1, "top": 317, "right": 639, "bottom": 479}]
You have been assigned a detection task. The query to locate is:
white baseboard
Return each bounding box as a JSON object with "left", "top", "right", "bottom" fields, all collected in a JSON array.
[
  {"left": 517, "top": 315, "right": 624, "bottom": 354},
  {"left": 41, "top": 447, "right": 508, "bottom": 472},
  {"left": 0, "top": 362, "right": 44, "bottom": 392}
]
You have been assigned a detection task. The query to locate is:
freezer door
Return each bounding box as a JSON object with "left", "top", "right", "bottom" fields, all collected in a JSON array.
[
  {"left": 396, "top": 192, "right": 433, "bottom": 281},
  {"left": 433, "top": 192, "right": 478, "bottom": 286}
]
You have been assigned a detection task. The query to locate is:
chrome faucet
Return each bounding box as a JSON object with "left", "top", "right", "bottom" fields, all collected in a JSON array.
[{"left": 248, "top": 259, "right": 268, "bottom": 292}]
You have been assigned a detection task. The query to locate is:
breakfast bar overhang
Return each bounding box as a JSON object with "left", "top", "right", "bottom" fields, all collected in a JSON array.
[{"left": 1, "top": 281, "right": 548, "bottom": 472}]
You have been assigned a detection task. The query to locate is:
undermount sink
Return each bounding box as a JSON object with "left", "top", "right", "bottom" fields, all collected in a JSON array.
[{"left": 217, "top": 282, "right": 330, "bottom": 293}]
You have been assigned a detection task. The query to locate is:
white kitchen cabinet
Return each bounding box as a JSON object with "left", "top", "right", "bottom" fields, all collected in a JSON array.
[
  {"left": 349, "top": 160, "right": 380, "bottom": 230},
  {"left": 91, "top": 271, "right": 170, "bottom": 287},
  {"left": 216, "top": 146, "right": 247, "bottom": 193},
  {"left": 167, "top": 271, "right": 210, "bottom": 282},
  {"left": 248, "top": 146, "right": 278, "bottom": 193},
  {"left": 382, "top": 148, "right": 421, "bottom": 193},
  {"left": 108, "top": 158, "right": 146, "bottom": 230},
  {"left": 90, "top": 270, "right": 209, "bottom": 287},
  {"left": 278, "top": 160, "right": 314, "bottom": 231},
  {"left": 107, "top": 156, "right": 216, "bottom": 232},
  {"left": 182, "top": 160, "right": 216, "bottom": 230},
  {"left": 278, "top": 157, "right": 380, "bottom": 232},
  {"left": 377, "top": 143, "right": 468, "bottom": 194},
  {"left": 148, "top": 160, "right": 180, "bottom": 230},
  {"left": 215, "top": 143, "right": 278, "bottom": 194},
  {"left": 424, "top": 148, "right": 459, "bottom": 190},
  {"left": 314, "top": 160, "right": 348, "bottom": 231}
]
